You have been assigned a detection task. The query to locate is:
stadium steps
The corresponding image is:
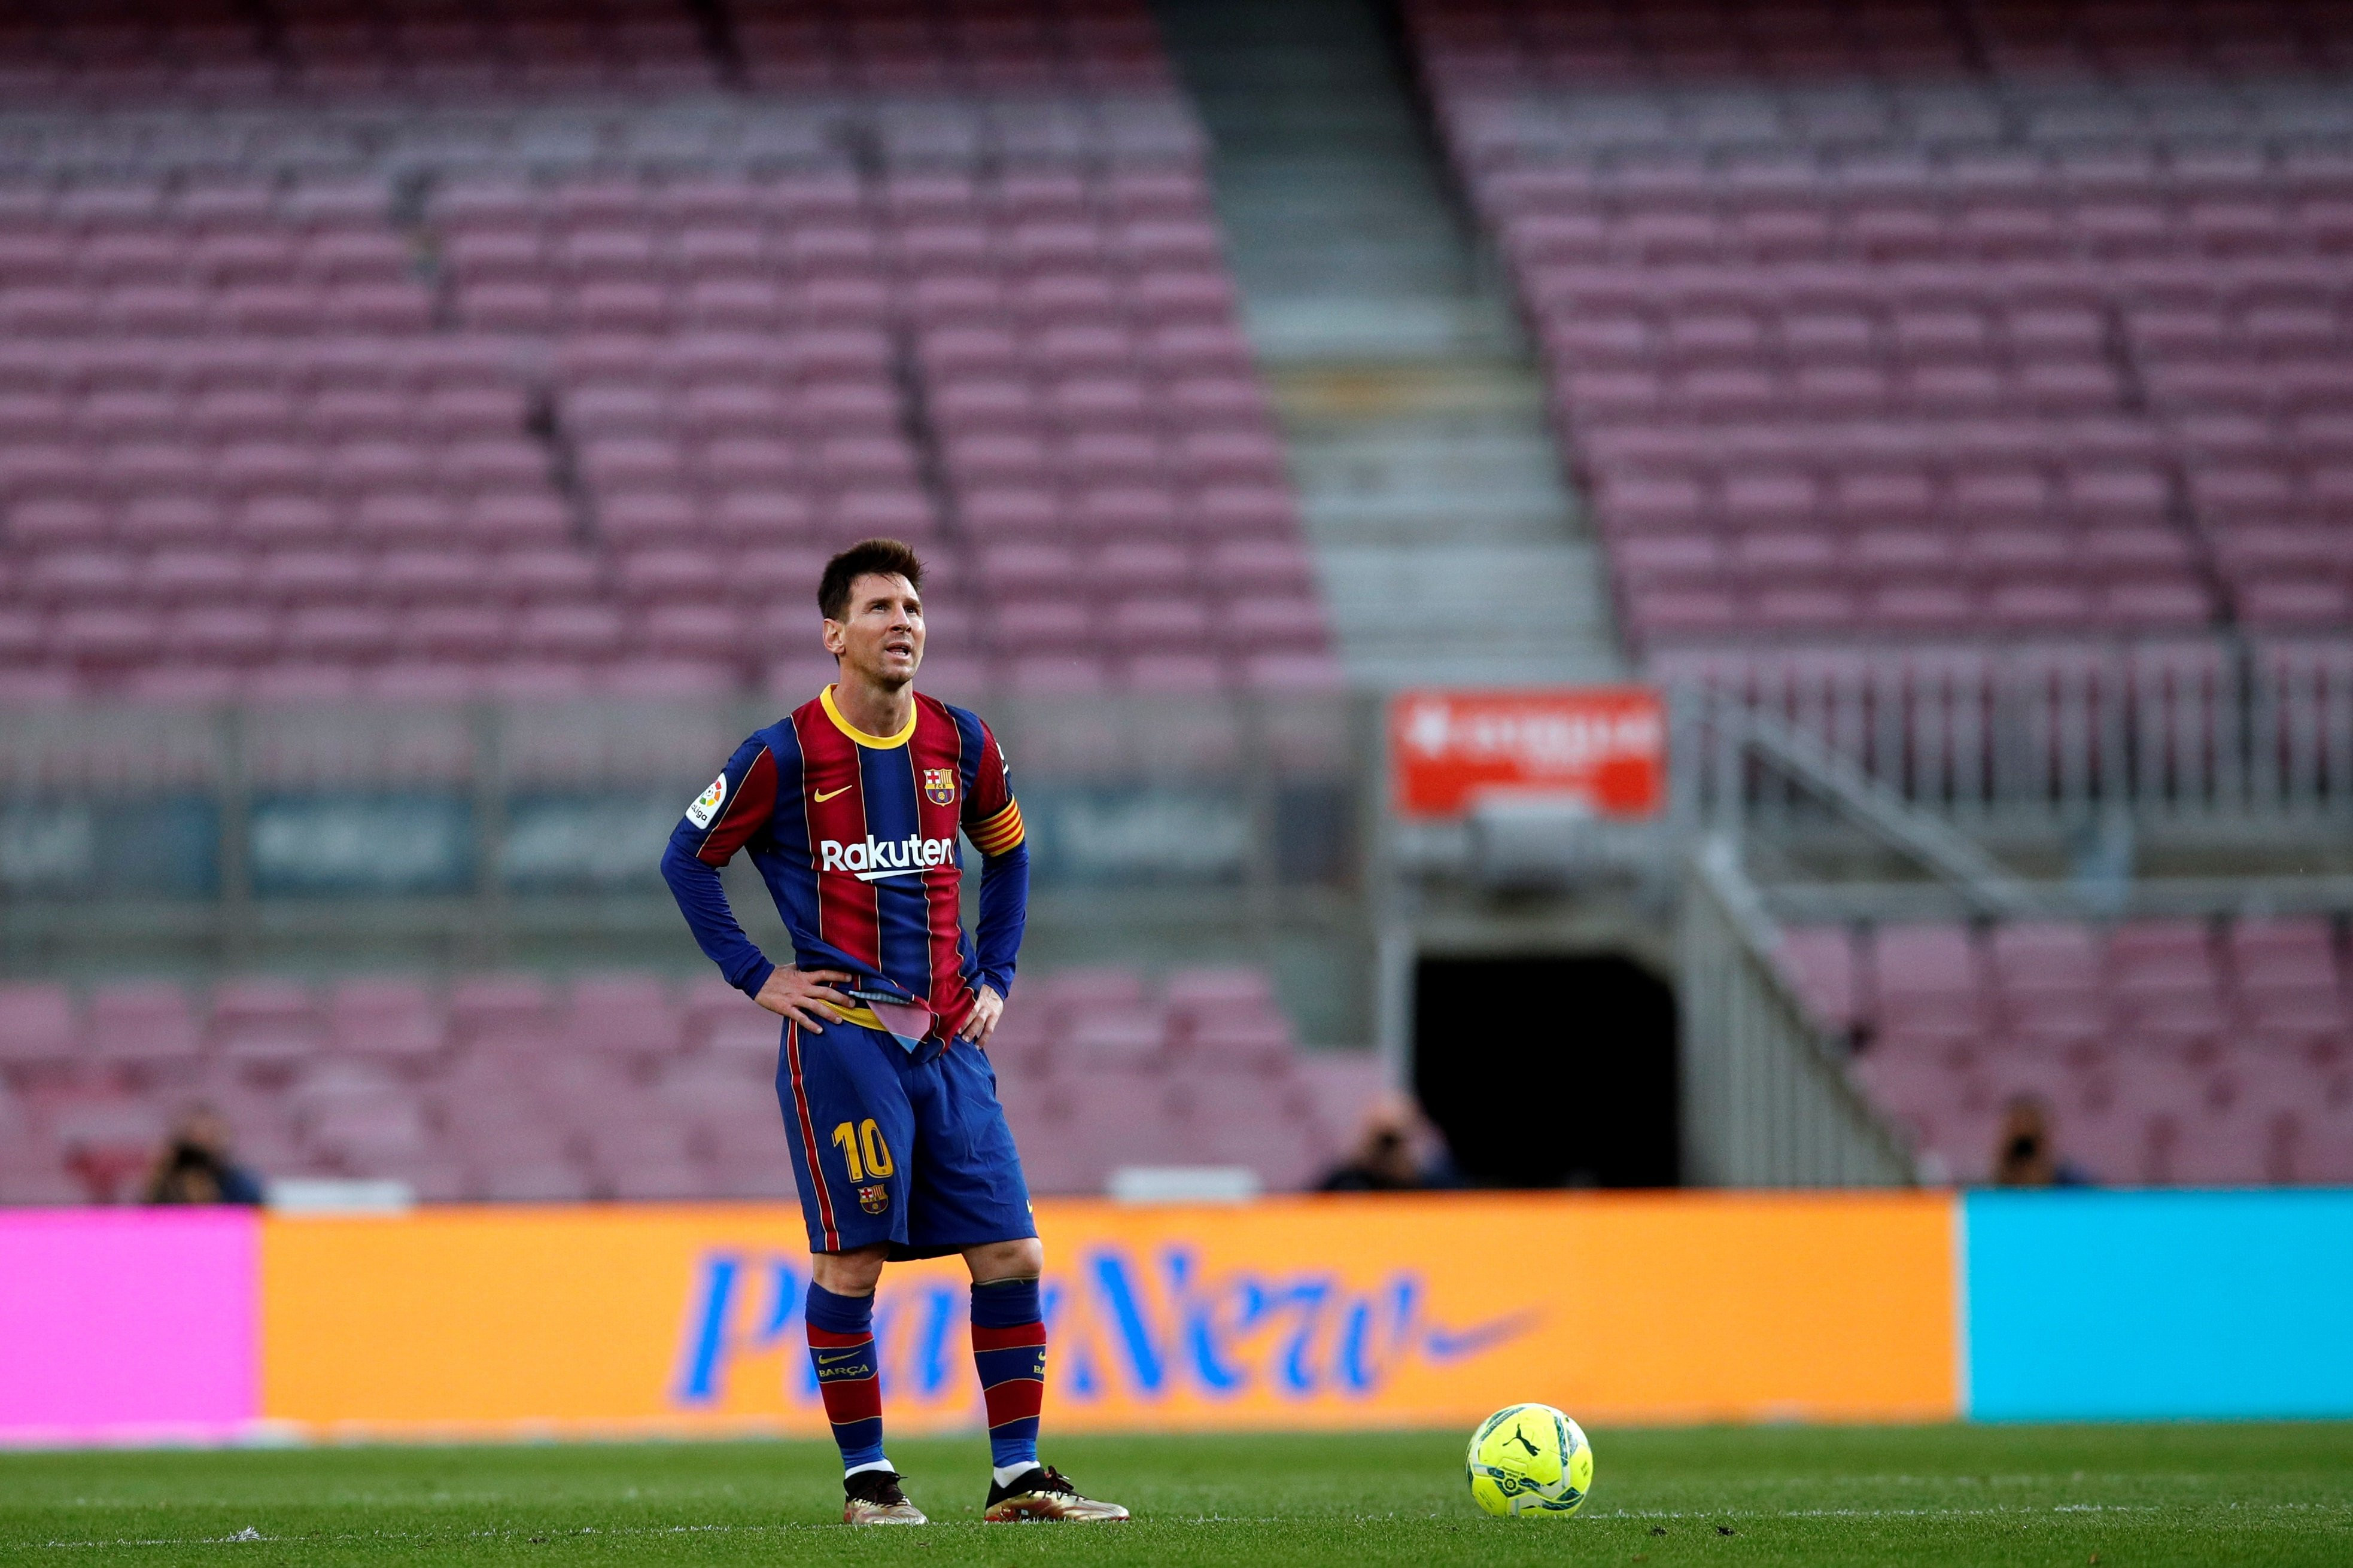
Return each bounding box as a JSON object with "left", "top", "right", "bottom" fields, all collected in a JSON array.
[
  {"left": 1271, "top": 363, "right": 1622, "bottom": 684},
  {"left": 1154, "top": 0, "right": 1625, "bottom": 687}
]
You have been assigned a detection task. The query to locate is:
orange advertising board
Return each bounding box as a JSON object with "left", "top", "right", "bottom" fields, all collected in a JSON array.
[
  {"left": 1390, "top": 687, "right": 1667, "bottom": 820},
  {"left": 260, "top": 1193, "right": 1955, "bottom": 1437}
]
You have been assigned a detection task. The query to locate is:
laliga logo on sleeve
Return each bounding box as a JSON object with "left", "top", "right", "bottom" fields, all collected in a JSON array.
[{"left": 685, "top": 772, "right": 728, "bottom": 829}]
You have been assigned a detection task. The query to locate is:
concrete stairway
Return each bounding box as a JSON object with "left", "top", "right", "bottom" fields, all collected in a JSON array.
[{"left": 1154, "top": 0, "right": 1624, "bottom": 687}]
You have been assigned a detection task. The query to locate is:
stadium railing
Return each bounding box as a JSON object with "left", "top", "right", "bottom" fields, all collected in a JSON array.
[
  {"left": 1679, "top": 834, "right": 1917, "bottom": 1188},
  {"left": 1667, "top": 634, "right": 2353, "bottom": 841}
]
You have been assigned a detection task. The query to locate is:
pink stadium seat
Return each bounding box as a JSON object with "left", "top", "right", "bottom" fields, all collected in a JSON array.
[
  {"left": 328, "top": 978, "right": 445, "bottom": 1062},
  {"left": 450, "top": 975, "right": 555, "bottom": 1038},
  {"left": 1992, "top": 922, "right": 2104, "bottom": 998},
  {"left": 566, "top": 976, "right": 685, "bottom": 1058},
  {"left": 86, "top": 981, "right": 201, "bottom": 1067},
  {"left": 0, "top": 982, "right": 77, "bottom": 1068},
  {"left": 1776, "top": 927, "right": 1860, "bottom": 1033},
  {"left": 1871, "top": 923, "right": 1984, "bottom": 1025}
]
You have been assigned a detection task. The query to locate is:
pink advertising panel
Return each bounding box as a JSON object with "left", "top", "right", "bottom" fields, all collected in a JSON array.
[{"left": 0, "top": 1209, "right": 259, "bottom": 1444}]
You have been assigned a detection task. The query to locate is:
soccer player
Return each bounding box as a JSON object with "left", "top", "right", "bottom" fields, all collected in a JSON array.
[{"left": 661, "top": 538, "right": 1129, "bottom": 1527}]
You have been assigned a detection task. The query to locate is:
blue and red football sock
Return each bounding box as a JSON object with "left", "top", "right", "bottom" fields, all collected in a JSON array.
[
  {"left": 969, "top": 1275, "right": 1046, "bottom": 1481},
  {"left": 804, "top": 1282, "right": 887, "bottom": 1475}
]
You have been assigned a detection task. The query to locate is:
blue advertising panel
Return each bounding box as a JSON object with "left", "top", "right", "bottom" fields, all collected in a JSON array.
[
  {"left": 1018, "top": 786, "right": 1252, "bottom": 884},
  {"left": 500, "top": 794, "right": 681, "bottom": 890},
  {"left": 0, "top": 796, "right": 217, "bottom": 896},
  {"left": 1965, "top": 1190, "right": 2353, "bottom": 1421},
  {"left": 248, "top": 794, "right": 473, "bottom": 896}
]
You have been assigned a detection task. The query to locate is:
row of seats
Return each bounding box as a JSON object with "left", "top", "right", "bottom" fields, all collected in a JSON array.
[
  {"left": 0, "top": 653, "right": 1329, "bottom": 705},
  {"left": 731, "top": 0, "right": 1172, "bottom": 95},
  {"left": 1477, "top": 148, "right": 2353, "bottom": 202},
  {"left": 1860, "top": 1047, "right": 2353, "bottom": 1186},
  {"left": 0, "top": 282, "right": 432, "bottom": 337},
  {"left": 1413, "top": 0, "right": 2353, "bottom": 87},
  {"left": 440, "top": 219, "right": 1233, "bottom": 277},
  {"left": 443, "top": 268, "right": 1242, "bottom": 336},
  {"left": 0, "top": 965, "right": 1310, "bottom": 1071},
  {"left": 1404, "top": 0, "right": 2353, "bottom": 650},
  {"left": 434, "top": 167, "right": 1214, "bottom": 228},
  {"left": 0, "top": 1, "right": 1169, "bottom": 101},
  {"left": 0, "top": 270, "right": 1247, "bottom": 339},
  {"left": 0, "top": 964, "right": 1383, "bottom": 1204},
  {"left": 1, "top": 101, "right": 1202, "bottom": 185},
  {"left": 0, "top": 168, "right": 1211, "bottom": 233},
  {"left": 0, "top": 231, "right": 417, "bottom": 287},
  {"left": 1548, "top": 305, "right": 2353, "bottom": 372},
  {"left": 1777, "top": 917, "right": 2353, "bottom": 1185},
  {"left": 0, "top": 176, "right": 400, "bottom": 233},
  {"left": 1455, "top": 103, "right": 2353, "bottom": 169},
  {"left": 1506, "top": 200, "right": 2353, "bottom": 266},
  {"left": 1784, "top": 917, "right": 2353, "bottom": 1040},
  {"left": 0, "top": 594, "right": 1330, "bottom": 662},
  {"left": 0, "top": 325, "right": 1254, "bottom": 396},
  {"left": 2, "top": 539, "right": 1312, "bottom": 607}
]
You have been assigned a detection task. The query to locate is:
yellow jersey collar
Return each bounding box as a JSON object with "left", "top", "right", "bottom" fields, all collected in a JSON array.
[{"left": 820, "top": 684, "right": 918, "bottom": 749}]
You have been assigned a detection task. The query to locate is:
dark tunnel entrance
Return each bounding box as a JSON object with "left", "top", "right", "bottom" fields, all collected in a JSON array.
[{"left": 1412, "top": 954, "right": 1680, "bottom": 1188}]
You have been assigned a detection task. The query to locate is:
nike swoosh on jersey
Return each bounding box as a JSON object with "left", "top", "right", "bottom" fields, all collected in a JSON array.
[
  {"left": 814, "top": 784, "right": 855, "bottom": 802},
  {"left": 815, "top": 1349, "right": 866, "bottom": 1365}
]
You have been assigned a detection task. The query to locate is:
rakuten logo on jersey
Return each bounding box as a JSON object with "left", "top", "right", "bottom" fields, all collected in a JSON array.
[{"left": 820, "top": 834, "right": 960, "bottom": 882}]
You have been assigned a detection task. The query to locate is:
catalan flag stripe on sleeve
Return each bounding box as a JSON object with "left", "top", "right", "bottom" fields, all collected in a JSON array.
[{"left": 969, "top": 799, "right": 1024, "bottom": 856}]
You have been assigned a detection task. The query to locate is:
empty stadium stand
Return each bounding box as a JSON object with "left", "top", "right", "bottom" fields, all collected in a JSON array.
[
  {"left": 1404, "top": 0, "right": 2353, "bottom": 651},
  {"left": 0, "top": 964, "right": 1381, "bottom": 1204},
  {"left": 1389, "top": 0, "right": 2353, "bottom": 1190},
  {"left": 0, "top": 1, "right": 1336, "bottom": 704},
  {"left": 0, "top": 0, "right": 1166, "bottom": 101},
  {"left": 1779, "top": 916, "right": 2353, "bottom": 1186}
]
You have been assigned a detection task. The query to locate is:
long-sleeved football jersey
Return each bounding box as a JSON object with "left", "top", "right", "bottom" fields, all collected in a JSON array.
[{"left": 662, "top": 684, "right": 1029, "bottom": 1037}]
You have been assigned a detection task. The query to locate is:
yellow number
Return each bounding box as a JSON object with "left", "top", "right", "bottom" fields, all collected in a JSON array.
[
  {"left": 859, "top": 1119, "right": 894, "bottom": 1177},
  {"left": 831, "top": 1119, "right": 893, "bottom": 1180}
]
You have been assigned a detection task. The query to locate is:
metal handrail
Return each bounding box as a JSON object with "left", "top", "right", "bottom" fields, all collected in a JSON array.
[{"left": 1679, "top": 836, "right": 1917, "bottom": 1189}]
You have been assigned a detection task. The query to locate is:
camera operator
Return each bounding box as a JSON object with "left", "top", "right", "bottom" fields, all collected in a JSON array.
[{"left": 142, "top": 1103, "right": 265, "bottom": 1206}]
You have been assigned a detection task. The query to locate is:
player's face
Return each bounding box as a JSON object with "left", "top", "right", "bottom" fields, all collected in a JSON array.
[{"left": 824, "top": 572, "right": 925, "bottom": 687}]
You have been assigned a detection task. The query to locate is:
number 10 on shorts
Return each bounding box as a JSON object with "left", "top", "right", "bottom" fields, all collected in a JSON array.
[{"left": 831, "top": 1119, "right": 895, "bottom": 1181}]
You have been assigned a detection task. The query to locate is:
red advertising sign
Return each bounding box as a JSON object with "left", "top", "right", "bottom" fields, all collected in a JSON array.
[{"left": 1390, "top": 686, "right": 1666, "bottom": 820}]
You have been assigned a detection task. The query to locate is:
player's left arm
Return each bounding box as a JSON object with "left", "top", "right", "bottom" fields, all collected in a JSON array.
[{"left": 959, "top": 721, "right": 1029, "bottom": 1043}]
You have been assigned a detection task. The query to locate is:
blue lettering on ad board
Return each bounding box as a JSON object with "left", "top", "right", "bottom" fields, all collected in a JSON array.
[{"left": 673, "top": 1244, "right": 1537, "bottom": 1410}]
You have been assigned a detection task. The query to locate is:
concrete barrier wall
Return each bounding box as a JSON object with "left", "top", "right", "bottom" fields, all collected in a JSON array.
[{"left": 2, "top": 1191, "right": 2343, "bottom": 1443}]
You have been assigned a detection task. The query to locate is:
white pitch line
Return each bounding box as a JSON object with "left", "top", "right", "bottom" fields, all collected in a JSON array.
[{"left": 35, "top": 1499, "right": 2353, "bottom": 1550}]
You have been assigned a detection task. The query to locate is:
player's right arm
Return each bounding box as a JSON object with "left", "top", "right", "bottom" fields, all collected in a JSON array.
[{"left": 660, "top": 737, "right": 852, "bottom": 1033}]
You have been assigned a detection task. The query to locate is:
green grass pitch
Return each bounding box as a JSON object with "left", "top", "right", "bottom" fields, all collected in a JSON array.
[{"left": 4, "top": 1424, "right": 2349, "bottom": 1566}]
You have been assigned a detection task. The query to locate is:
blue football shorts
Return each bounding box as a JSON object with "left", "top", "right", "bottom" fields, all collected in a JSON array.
[{"left": 773, "top": 1016, "right": 1036, "bottom": 1259}]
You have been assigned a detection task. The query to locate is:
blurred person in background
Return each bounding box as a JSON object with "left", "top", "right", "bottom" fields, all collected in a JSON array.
[
  {"left": 142, "top": 1103, "right": 265, "bottom": 1206},
  {"left": 1990, "top": 1095, "right": 2091, "bottom": 1188},
  {"left": 1318, "top": 1093, "right": 1460, "bottom": 1191}
]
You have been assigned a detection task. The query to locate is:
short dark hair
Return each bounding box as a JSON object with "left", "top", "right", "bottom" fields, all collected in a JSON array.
[{"left": 818, "top": 538, "right": 924, "bottom": 622}]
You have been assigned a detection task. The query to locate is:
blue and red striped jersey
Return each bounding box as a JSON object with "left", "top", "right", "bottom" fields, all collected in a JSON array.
[{"left": 661, "top": 684, "right": 1030, "bottom": 1034}]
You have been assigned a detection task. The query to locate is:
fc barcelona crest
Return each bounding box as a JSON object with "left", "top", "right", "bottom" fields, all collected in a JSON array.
[
  {"left": 922, "top": 767, "right": 957, "bottom": 806},
  {"left": 858, "top": 1183, "right": 890, "bottom": 1214}
]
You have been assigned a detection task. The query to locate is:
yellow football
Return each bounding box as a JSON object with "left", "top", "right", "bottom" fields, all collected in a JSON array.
[{"left": 1466, "top": 1402, "right": 1593, "bottom": 1518}]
